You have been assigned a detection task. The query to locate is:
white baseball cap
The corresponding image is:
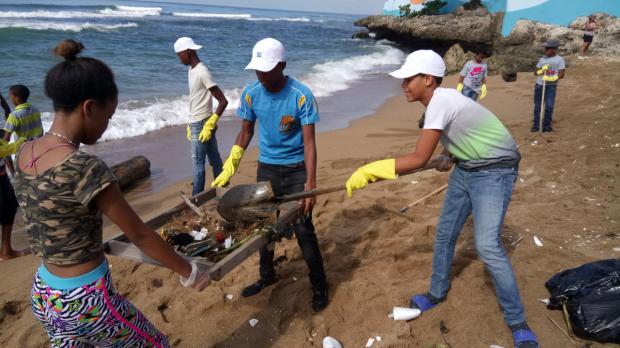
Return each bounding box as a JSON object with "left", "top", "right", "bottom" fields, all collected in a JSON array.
[
  {"left": 245, "top": 38, "right": 285, "bottom": 72},
  {"left": 174, "top": 37, "right": 202, "bottom": 53},
  {"left": 389, "top": 50, "right": 446, "bottom": 79}
]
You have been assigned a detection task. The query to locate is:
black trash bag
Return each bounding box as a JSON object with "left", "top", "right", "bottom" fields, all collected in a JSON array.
[{"left": 545, "top": 259, "right": 620, "bottom": 343}]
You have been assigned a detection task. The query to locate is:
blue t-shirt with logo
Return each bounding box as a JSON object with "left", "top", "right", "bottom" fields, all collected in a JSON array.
[{"left": 237, "top": 77, "right": 320, "bottom": 165}]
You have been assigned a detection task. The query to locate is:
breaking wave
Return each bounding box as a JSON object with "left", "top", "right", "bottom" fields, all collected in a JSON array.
[{"left": 0, "top": 21, "right": 138, "bottom": 32}]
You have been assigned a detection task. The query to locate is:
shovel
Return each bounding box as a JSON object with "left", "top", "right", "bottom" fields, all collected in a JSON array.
[{"left": 217, "top": 159, "right": 441, "bottom": 224}]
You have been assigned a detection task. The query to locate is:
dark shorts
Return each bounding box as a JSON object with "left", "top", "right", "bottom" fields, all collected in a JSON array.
[
  {"left": 583, "top": 34, "right": 593, "bottom": 43},
  {"left": 0, "top": 173, "right": 19, "bottom": 226}
]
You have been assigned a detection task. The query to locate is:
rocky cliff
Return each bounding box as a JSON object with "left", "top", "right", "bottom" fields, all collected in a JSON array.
[{"left": 355, "top": 11, "right": 620, "bottom": 81}]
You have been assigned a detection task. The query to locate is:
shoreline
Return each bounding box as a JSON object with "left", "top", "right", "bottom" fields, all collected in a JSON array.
[
  {"left": 88, "top": 72, "right": 402, "bottom": 193},
  {"left": 2, "top": 57, "right": 619, "bottom": 347}
]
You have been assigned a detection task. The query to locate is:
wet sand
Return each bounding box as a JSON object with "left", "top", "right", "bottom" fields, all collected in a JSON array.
[{"left": 1, "top": 58, "right": 619, "bottom": 347}]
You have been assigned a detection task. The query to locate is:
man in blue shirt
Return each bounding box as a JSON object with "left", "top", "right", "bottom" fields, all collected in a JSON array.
[{"left": 212, "top": 38, "right": 328, "bottom": 311}]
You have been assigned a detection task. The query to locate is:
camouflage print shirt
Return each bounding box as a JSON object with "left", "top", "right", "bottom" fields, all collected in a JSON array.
[{"left": 13, "top": 149, "right": 117, "bottom": 266}]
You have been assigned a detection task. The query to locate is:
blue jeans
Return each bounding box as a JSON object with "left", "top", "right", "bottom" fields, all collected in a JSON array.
[
  {"left": 533, "top": 83, "right": 557, "bottom": 130},
  {"left": 428, "top": 166, "right": 525, "bottom": 326},
  {"left": 461, "top": 85, "right": 479, "bottom": 101},
  {"left": 190, "top": 119, "right": 223, "bottom": 196}
]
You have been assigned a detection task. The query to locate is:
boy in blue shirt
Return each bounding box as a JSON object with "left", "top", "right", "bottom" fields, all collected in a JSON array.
[{"left": 212, "top": 38, "right": 328, "bottom": 311}]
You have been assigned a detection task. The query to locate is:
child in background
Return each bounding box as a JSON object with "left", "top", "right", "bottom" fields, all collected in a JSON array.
[
  {"left": 456, "top": 52, "right": 488, "bottom": 101},
  {"left": 1, "top": 92, "right": 16, "bottom": 175},
  {"left": 2, "top": 84, "right": 44, "bottom": 142},
  {"left": 532, "top": 39, "right": 565, "bottom": 132},
  {"left": 13, "top": 39, "right": 209, "bottom": 348},
  {"left": 0, "top": 99, "right": 26, "bottom": 261}
]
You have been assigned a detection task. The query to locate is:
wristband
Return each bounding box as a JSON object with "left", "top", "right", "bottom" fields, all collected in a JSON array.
[{"left": 180, "top": 261, "right": 198, "bottom": 287}]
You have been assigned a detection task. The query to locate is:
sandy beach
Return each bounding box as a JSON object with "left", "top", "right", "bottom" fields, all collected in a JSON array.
[{"left": 1, "top": 57, "right": 619, "bottom": 348}]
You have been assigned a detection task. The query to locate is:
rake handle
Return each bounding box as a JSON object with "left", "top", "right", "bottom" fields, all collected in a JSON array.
[{"left": 276, "top": 160, "right": 440, "bottom": 203}]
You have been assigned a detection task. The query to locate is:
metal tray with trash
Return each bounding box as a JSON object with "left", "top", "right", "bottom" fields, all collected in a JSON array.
[{"left": 103, "top": 187, "right": 301, "bottom": 281}]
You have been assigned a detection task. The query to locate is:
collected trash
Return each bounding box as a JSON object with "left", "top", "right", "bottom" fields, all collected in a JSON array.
[
  {"left": 224, "top": 236, "right": 234, "bottom": 249},
  {"left": 545, "top": 259, "right": 620, "bottom": 343},
  {"left": 189, "top": 228, "right": 208, "bottom": 241},
  {"left": 322, "top": 336, "right": 343, "bottom": 348},
  {"left": 533, "top": 236, "right": 543, "bottom": 247},
  {"left": 159, "top": 209, "right": 271, "bottom": 262},
  {"left": 391, "top": 306, "right": 421, "bottom": 321},
  {"left": 249, "top": 319, "right": 259, "bottom": 327}
]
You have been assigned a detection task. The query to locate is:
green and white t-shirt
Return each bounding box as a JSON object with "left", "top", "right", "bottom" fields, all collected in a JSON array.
[{"left": 423, "top": 88, "right": 520, "bottom": 170}]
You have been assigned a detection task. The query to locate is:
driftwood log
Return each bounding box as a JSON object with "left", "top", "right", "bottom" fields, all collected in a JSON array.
[{"left": 111, "top": 155, "right": 151, "bottom": 190}]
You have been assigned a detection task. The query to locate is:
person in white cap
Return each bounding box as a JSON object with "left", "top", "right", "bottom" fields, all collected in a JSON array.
[
  {"left": 212, "top": 38, "right": 329, "bottom": 311},
  {"left": 344, "top": 50, "right": 539, "bottom": 348},
  {"left": 174, "top": 37, "right": 228, "bottom": 196}
]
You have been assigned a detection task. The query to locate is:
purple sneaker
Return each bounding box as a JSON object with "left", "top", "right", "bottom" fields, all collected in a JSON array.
[{"left": 409, "top": 293, "right": 443, "bottom": 312}]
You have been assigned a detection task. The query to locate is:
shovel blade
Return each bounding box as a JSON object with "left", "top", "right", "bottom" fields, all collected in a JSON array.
[{"left": 217, "top": 182, "right": 277, "bottom": 224}]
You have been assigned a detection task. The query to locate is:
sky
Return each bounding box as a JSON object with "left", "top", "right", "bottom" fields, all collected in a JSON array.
[{"left": 157, "top": 0, "right": 384, "bottom": 15}]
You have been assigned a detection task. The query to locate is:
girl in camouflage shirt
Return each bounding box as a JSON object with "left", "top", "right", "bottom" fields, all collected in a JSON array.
[{"left": 13, "top": 40, "right": 210, "bottom": 348}]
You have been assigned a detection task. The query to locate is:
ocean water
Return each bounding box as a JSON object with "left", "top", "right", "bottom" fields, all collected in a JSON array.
[{"left": 0, "top": 0, "right": 405, "bottom": 142}]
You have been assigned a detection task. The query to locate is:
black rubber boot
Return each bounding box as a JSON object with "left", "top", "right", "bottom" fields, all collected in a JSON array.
[
  {"left": 312, "top": 287, "right": 329, "bottom": 312},
  {"left": 241, "top": 277, "right": 278, "bottom": 298}
]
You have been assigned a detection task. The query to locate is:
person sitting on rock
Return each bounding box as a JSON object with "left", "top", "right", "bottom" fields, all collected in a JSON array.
[{"left": 456, "top": 51, "right": 488, "bottom": 101}]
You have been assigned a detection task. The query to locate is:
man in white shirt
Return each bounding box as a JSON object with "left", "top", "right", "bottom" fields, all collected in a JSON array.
[{"left": 174, "top": 37, "right": 228, "bottom": 196}]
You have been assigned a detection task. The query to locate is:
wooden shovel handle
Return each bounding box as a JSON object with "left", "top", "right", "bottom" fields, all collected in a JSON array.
[{"left": 276, "top": 159, "right": 440, "bottom": 203}]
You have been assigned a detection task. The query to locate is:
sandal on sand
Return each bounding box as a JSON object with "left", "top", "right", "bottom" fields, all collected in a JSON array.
[
  {"left": 409, "top": 293, "right": 443, "bottom": 312},
  {"left": 510, "top": 323, "right": 539, "bottom": 348}
]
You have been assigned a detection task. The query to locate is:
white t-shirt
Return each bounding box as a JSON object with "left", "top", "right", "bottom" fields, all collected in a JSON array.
[
  {"left": 188, "top": 62, "right": 217, "bottom": 122},
  {"left": 423, "top": 88, "right": 520, "bottom": 170}
]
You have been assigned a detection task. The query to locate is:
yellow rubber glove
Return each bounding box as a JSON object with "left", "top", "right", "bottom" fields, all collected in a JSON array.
[
  {"left": 0, "top": 137, "right": 26, "bottom": 157},
  {"left": 480, "top": 84, "right": 487, "bottom": 99},
  {"left": 542, "top": 75, "right": 559, "bottom": 82},
  {"left": 536, "top": 64, "right": 549, "bottom": 76},
  {"left": 186, "top": 125, "right": 192, "bottom": 141},
  {"left": 345, "top": 159, "right": 397, "bottom": 197},
  {"left": 211, "top": 145, "right": 245, "bottom": 187},
  {"left": 198, "top": 113, "right": 220, "bottom": 143},
  {"left": 456, "top": 83, "right": 464, "bottom": 93}
]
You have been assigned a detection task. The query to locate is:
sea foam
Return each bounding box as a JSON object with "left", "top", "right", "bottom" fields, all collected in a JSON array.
[
  {"left": 0, "top": 21, "right": 138, "bottom": 32},
  {"left": 41, "top": 44, "right": 404, "bottom": 141},
  {"left": 0, "top": 5, "right": 162, "bottom": 18},
  {"left": 172, "top": 13, "right": 312, "bottom": 22},
  {"left": 172, "top": 13, "right": 252, "bottom": 19}
]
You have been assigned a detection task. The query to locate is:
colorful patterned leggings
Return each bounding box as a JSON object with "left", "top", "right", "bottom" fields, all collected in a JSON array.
[{"left": 31, "top": 270, "right": 170, "bottom": 348}]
